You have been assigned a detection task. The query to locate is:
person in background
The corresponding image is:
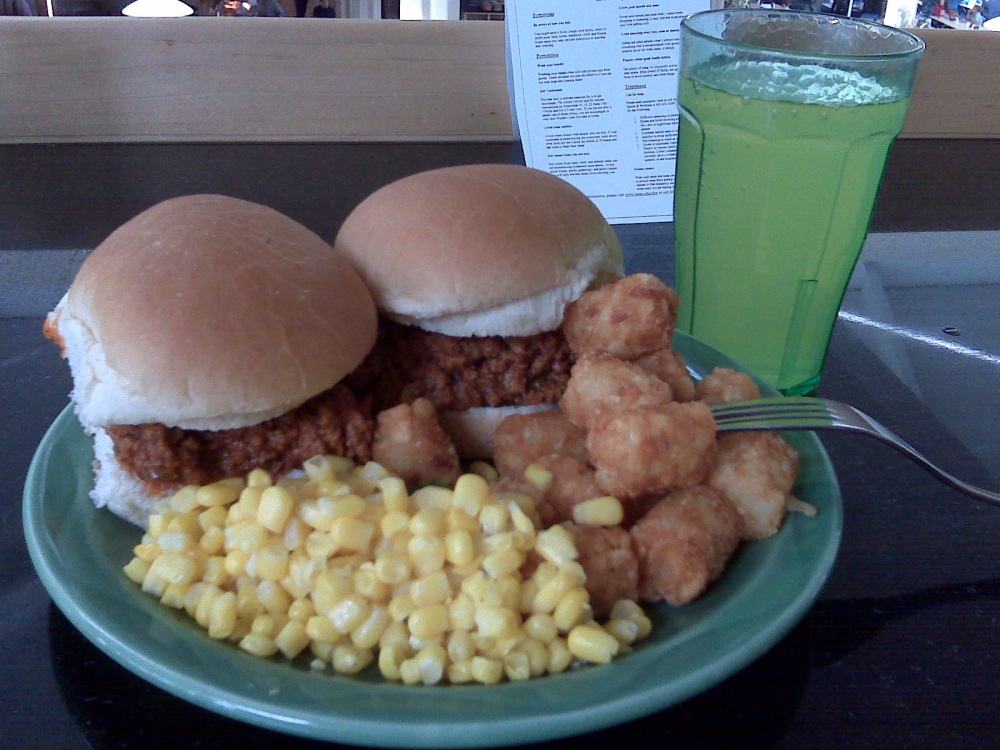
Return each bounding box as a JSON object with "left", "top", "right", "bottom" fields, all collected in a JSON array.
[
  {"left": 294, "top": 0, "right": 307, "bottom": 15},
  {"left": 312, "top": 0, "right": 335, "bottom": 15},
  {"left": 216, "top": 0, "right": 254, "bottom": 14},
  {"left": 967, "top": 0, "right": 985, "bottom": 23},
  {"left": 257, "top": 0, "right": 284, "bottom": 14}
]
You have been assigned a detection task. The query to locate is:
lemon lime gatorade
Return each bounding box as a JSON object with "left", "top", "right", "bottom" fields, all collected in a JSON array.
[{"left": 673, "top": 12, "right": 924, "bottom": 395}]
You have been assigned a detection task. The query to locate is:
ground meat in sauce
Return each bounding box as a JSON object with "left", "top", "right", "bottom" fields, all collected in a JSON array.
[
  {"left": 347, "top": 318, "right": 574, "bottom": 413},
  {"left": 107, "top": 384, "right": 373, "bottom": 492},
  {"left": 108, "top": 318, "right": 574, "bottom": 492}
]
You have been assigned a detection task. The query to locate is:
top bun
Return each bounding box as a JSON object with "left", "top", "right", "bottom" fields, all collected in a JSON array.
[
  {"left": 334, "top": 164, "right": 623, "bottom": 337},
  {"left": 50, "top": 194, "right": 377, "bottom": 431}
]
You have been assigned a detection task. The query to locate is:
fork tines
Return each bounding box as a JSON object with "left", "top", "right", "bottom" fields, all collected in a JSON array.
[{"left": 710, "top": 397, "right": 833, "bottom": 432}]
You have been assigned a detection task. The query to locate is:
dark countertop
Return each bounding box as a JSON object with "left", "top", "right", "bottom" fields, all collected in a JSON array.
[{"left": 2, "top": 140, "right": 999, "bottom": 750}]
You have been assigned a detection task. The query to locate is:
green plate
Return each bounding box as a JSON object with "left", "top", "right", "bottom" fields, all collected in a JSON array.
[{"left": 23, "top": 332, "right": 842, "bottom": 748}]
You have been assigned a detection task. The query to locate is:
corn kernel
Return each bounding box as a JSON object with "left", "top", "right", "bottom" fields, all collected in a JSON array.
[
  {"left": 547, "top": 638, "right": 573, "bottom": 674},
  {"left": 409, "top": 507, "right": 446, "bottom": 536},
  {"left": 225, "top": 520, "right": 269, "bottom": 554},
  {"left": 408, "top": 604, "right": 450, "bottom": 640},
  {"left": 523, "top": 612, "right": 558, "bottom": 644},
  {"left": 224, "top": 548, "right": 250, "bottom": 578},
  {"left": 240, "top": 632, "right": 278, "bottom": 658},
  {"left": 329, "top": 516, "right": 375, "bottom": 552},
  {"left": 332, "top": 644, "right": 373, "bottom": 675},
  {"left": 275, "top": 619, "right": 310, "bottom": 660},
  {"left": 306, "top": 614, "right": 341, "bottom": 644},
  {"left": 447, "top": 593, "right": 476, "bottom": 631},
  {"left": 247, "top": 468, "right": 273, "bottom": 487},
  {"left": 610, "top": 600, "right": 653, "bottom": 640},
  {"left": 523, "top": 463, "right": 553, "bottom": 493},
  {"left": 257, "top": 579, "right": 291, "bottom": 613},
  {"left": 475, "top": 606, "right": 520, "bottom": 640},
  {"left": 253, "top": 543, "right": 289, "bottom": 582},
  {"left": 257, "top": 485, "right": 295, "bottom": 534},
  {"left": 328, "top": 593, "right": 370, "bottom": 634},
  {"left": 123, "top": 557, "right": 151, "bottom": 584},
  {"left": 411, "top": 485, "right": 453, "bottom": 511},
  {"left": 504, "top": 650, "right": 531, "bottom": 682},
  {"left": 202, "top": 555, "right": 228, "bottom": 586},
  {"left": 387, "top": 592, "right": 417, "bottom": 623},
  {"left": 408, "top": 534, "right": 446, "bottom": 576},
  {"left": 198, "top": 481, "right": 242, "bottom": 508},
  {"left": 567, "top": 624, "right": 619, "bottom": 664},
  {"left": 534, "top": 525, "right": 579, "bottom": 567},
  {"left": 166, "top": 489, "right": 197, "bottom": 515},
  {"left": 479, "top": 502, "right": 509, "bottom": 535},
  {"left": 605, "top": 617, "right": 641, "bottom": 646},
  {"left": 572, "top": 496, "right": 624, "bottom": 526},
  {"left": 378, "top": 642, "right": 409, "bottom": 681},
  {"left": 410, "top": 570, "right": 452, "bottom": 607},
  {"left": 470, "top": 656, "right": 504, "bottom": 685},
  {"left": 414, "top": 644, "right": 448, "bottom": 685},
  {"left": 553, "top": 588, "right": 592, "bottom": 632},
  {"left": 208, "top": 591, "right": 238, "bottom": 639},
  {"left": 399, "top": 657, "right": 422, "bottom": 685},
  {"left": 453, "top": 473, "right": 489, "bottom": 515},
  {"left": 374, "top": 550, "right": 411, "bottom": 585},
  {"left": 379, "top": 620, "right": 410, "bottom": 650},
  {"left": 467, "top": 461, "right": 499, "bottom": 483},
  {"left": 447, "top": 659, "right": 475, "bottom": 684},
  {"left": 288, "top": 598, "right": 315, "bottom": 622},
  {"left": 446, "top": 629, "right": 476, "bottom": 663},
  {"left": 159, "top": 583, "right": 188, "bottom": 610},
  {"left": 149, "top": 552, "right": 199, "bottom": 586},
  {"left": 377, "top": 477, "right": 407, "bottom": 512},
  {"left": 482, "top": 548, "right": 523, "bottom": 579},
  {"left": 158, "top": 531, "right": 195, "bottom": 553},
  {"left": 351, "top": 604, "right": 390, "bottom": 650},
  {"left": 532, "top": 572, "right": 578, "bottom": 615},
  {"left": 199, "top": 526, "right": 225, "bottom": 555}
]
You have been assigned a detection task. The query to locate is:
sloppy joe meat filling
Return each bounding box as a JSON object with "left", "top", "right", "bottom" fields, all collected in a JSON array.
[{"left": 108, "top": 318, "right": 574, "bottom": 492}]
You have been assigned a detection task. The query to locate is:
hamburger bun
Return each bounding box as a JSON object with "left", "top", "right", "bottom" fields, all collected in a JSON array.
[
  {"left": 46, "top": 194, "right": 377, "bottom": 524},
  {"left": 334, "top": 164, "right": 623, "bottom": 456},
  {"left": 334, "top": 164, "right": 623, "bottom": 338}
]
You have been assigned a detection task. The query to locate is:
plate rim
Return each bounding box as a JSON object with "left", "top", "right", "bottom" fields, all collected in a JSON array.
[{"left": 23, "top": 333, "right": 843, "bottom": 747}]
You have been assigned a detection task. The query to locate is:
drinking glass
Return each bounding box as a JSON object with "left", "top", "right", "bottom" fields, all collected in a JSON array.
[{"left": 673, "top": 9, "right": 924, "bottom": 395}]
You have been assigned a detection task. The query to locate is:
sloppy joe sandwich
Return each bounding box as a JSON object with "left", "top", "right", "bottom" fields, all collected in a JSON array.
[
  {"left": 44, "top": 194, "right": 377, "bottom": 526},
  {"left": 335, "top": 164, "right": 624, "bottom": 457}
]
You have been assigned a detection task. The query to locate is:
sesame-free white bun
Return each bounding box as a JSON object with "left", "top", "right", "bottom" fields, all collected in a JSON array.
[
  {"left": 50, "top": 194, "right": 377, "bottom": 433},
  {"left": 46, "top": 194, "right": 378, "bottom": 525},
  {"left": 334, "top": 164, "right": 623, "bottom": 337}
]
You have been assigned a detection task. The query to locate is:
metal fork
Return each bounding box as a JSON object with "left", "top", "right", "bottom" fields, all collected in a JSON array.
[{"left": 711, "top": 397, "right": 1000, "bottom": 508}]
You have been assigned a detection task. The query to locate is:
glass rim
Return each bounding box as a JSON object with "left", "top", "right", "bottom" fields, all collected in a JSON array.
[{"left": 680, "top": 9, "right": 926, "bottom": 62}]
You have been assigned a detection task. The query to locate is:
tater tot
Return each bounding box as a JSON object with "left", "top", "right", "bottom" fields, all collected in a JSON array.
[
  {"left": 562, "top": 273, "right": 681, "bottom": 360},
  {"left": 587, "top": 402, "right": 717, "bottom": 499},
  {"left": 564, "top": 523, "right": 639, "bottom": 618},
  {"left": 629, "top": 486, "right": 741, "bottom": 606},
  {"left": 693, "top": 367, "right": 761, "bottom": 406},
  {"left": 492, "top": 411, "right": 589, "bottom": 480},
  {"left": 372, "top": 399, "right": 460, "bottom": 488},
  {"left": 559, "top": 353, "right": 674, "bottom": 430},
  {"left": 532, "top": 455, "right": 604, "bottom": 527},
  {"left": 707, "top": 432, "right": 800, "bottom": 540},
  {"left": 633, "top": 348, "right": 696, "bottom": 402}
]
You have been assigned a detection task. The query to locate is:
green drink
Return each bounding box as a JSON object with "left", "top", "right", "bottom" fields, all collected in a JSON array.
[{"left": 673, "top": 11, "right": 924, "bottom": 394}]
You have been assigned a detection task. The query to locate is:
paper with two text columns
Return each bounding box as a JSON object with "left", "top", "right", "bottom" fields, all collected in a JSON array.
[{"left": 506, "top": 0, "right": 708, "bottom": 224}]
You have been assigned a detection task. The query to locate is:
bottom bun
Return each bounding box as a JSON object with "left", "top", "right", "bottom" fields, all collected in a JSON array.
[
  {"left": 440, "top": 404, "right": 558, "bottom": 460},
  {"left": 91, "top": 428, "right": 171, "bottom": 529}
]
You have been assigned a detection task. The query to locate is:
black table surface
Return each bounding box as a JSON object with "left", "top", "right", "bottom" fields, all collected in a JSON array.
[{"left": 2, "top": 140, "right": 999, "bottom": 750}]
